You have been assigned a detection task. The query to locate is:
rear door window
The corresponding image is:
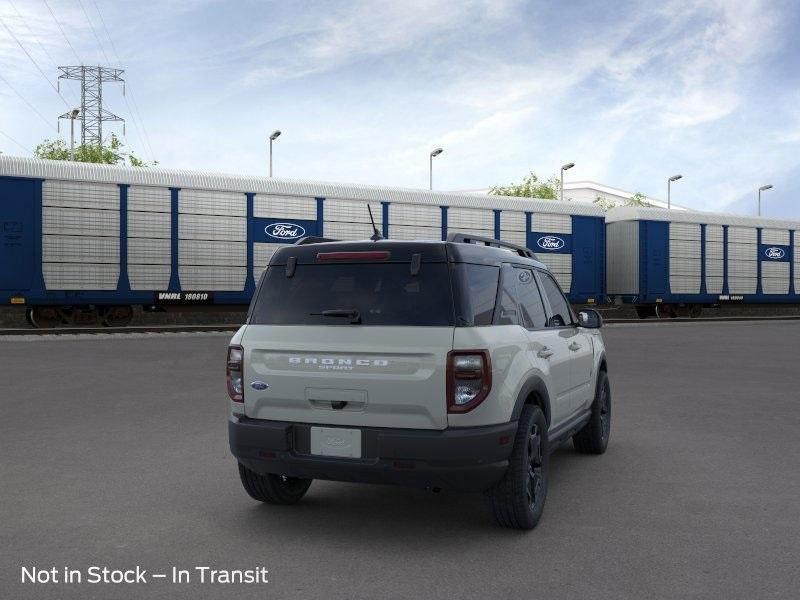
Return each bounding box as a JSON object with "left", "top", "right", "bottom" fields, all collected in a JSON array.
[
  {"left": 249, "top": 262, "right": 454, "bottom": 326},
  {"left": 514, "top": 268, "right": 547, "bottom": 329},
  {"left": 537, "top": 271, "right": 574, "bottom": 327}
]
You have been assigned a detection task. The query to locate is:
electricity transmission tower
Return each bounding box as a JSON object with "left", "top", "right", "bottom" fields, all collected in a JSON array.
[{"left": 57, "top": 66, "right": 125, "bottom": 146}]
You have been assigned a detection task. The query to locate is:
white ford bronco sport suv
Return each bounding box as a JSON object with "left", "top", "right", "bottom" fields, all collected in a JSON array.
[{"left": 228, "top": 234, "right": 610, "bottom": 529}]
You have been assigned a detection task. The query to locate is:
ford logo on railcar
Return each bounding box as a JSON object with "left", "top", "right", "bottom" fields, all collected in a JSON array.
[
  {"left": 765, "top": 247, "right": 785, "bottom": 259},
  {"left": 265, "top": 222, "right": 305, "bottom": 240},
  {"left": 537, "top": 235, "right": 565, "bottom": 250}
]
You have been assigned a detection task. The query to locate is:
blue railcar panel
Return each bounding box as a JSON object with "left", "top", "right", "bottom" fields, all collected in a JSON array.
[
  {"left": 0, "top": 177, "right": 36, "bottom": 291},
  {"left": 569, "top": 216, "right": 604, "bottom": 303},
  {"left": 758, "top": 244, "right": 791, "bottom": 262},
  {"left": 529, "top": 231, "right": 573, "bottom": 253},
  {"left": 118, "top": 184, "right": 130, "bottom": 294},
  {"left": 639, "top": 220, "right": 670, "bottom": 300},
  {"left": 252, "top": 217, "right": 317, "bottom": 244}
]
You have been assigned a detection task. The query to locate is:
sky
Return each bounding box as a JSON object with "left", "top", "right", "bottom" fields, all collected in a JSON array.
[{"left": 1, "top": 0, "right": 799, "bottom": 218}]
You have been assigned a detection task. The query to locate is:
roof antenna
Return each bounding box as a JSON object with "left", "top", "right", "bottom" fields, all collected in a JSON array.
[{"left": 367, "top": 204, "right": 383, "bottom": 241}]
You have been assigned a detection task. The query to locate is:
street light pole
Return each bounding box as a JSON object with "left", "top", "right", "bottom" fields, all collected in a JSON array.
[
  {"left": 429, "top": 148, "right": 443, "bottom": 190},
  {"left": 69, "top": 108, "right": 80, "bottom": 161},
  {"left": 758, "top": 184, "right": 773, "bottom": 216},
  {"left": 269, "top": 130, "right": 281, "bottom": 177},
  {"left": 667, "top": 174, "right": 682, "bottom": 209},
  {"left": 560, "top": 162, "right": 575, "bottom": 202}
]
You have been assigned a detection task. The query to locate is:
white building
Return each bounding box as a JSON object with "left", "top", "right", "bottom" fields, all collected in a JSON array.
[{"left": 455, "top": 181, "right": 689, "bottom": 210}]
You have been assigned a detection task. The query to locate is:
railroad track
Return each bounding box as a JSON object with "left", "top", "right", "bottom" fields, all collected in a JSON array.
[{"left": 2, "top": 315, "right": 800, "bottom": 335}]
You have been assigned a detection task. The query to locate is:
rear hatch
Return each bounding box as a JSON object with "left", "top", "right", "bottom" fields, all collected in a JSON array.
[{"left": 241, "top": 243, "right": 454, "bottom": 430}]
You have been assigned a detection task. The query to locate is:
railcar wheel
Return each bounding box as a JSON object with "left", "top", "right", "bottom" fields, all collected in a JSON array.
[
  {"left": 635, "top": 305, "right": 655, "bottom": 319},
  {"left": 28, "top": 307, "right": 62, "bottom": 328},
  {"left": 101, "top": 306, "right": 134, "bottom": 327},
  {"left": 689, "top": 304, "right": 702, "bottom": 319},
  {"left": 25, "top": 308, "right": 35, "bottom": 327}
]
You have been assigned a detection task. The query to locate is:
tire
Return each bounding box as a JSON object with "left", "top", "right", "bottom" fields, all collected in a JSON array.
[
  {"left": 573, "top": 371, "right": 611, "bottom": 454},
  {"left": 486, "top": 405, "right": 549, "bottom": 530},
  {"left": 237, "top": 463, "right": 312, "bottom": 505}
]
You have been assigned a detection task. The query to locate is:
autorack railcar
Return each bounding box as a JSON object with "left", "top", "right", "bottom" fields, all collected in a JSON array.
[
  {"left": 606, "top": 206, "right": 800, "bottom": 318},
  {"left": 0, "top": 156, "right": 606, "bottom": 327}
]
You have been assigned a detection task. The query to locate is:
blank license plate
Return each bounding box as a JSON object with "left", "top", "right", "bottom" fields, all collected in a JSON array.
[{"left": 310, "top": 427, "right": 362, "bottom": 458}]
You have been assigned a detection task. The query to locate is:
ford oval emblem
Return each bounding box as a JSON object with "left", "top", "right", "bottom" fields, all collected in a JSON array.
[
  {"left": 537, "top": 235, "right": 565, "bottom": 250},
  {"left": 250, "top": 381, "right": 269, "bottom": 390},
  {"left": 765, "top": 247, "right": 785, "bottom": 260},
  {"left": 265, "top": 222, "right": 306, "bottom": 240}
]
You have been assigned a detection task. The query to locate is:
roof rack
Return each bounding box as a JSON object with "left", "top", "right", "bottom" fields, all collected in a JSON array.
[
  {"left": 446, "top": 233, "right": 537, "bottom": 259},
  {"left": 294, "top": 236, "right": 338, "bottom": 245}
]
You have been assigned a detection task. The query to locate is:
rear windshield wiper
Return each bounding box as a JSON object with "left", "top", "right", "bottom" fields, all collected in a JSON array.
[{"left": 310, "top": 309, "right": 362, "bottom": 324}]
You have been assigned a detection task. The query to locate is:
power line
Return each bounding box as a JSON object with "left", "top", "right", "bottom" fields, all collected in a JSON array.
[
  {"left": 43, "top": 0, "right": 83, "bottom": 65},
  {"left": 0, "top": 71, "right": 58, "bottom": 131},
  {"left": 0, "top": 14, "right": 70, "bottom": 108},
  {"left": 76, "top": 0, "right": 111, "bottom": 64},
  {"left": 90, "top": 0, "right": 156, "bottom": 162},
  {"left": 6, "top": 0, "right": 80, "bottom": 106},
  {"left": 0, "top": 127, "right": 32, "bottom": 154}
]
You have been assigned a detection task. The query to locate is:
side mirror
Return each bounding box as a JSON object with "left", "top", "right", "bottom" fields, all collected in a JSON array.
[{"left": 578, "top": 309, "right": 603, "bottom": 329}]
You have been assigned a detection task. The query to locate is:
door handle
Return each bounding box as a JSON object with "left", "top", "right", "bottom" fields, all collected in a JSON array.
[
  {"left": 568, "top": 342, "right": 582, "bottom": 352},
  {"left": 537, "top": 347, "right": 554, "bottom": 359}
]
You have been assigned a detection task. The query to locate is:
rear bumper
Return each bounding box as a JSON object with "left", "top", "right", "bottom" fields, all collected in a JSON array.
[{"left": 229, "top": 415, "right": 517, "bottom": 492}]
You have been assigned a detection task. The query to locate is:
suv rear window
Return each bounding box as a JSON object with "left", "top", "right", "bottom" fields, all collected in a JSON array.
[{"left": 249, "top": 263, "right": 455, "bottom": 326}]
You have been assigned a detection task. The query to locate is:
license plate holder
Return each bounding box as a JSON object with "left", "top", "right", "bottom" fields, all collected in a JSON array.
[{"left": 310, "top": 427, "right": 362, "bottom": 458}]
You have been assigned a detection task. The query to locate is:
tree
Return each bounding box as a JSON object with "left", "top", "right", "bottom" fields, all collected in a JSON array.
[
  {"left": 593, "top": 190, "right": 652, "bottom": 212},
  {"left": 490, "top": 172, "right": 560, "bottom": 199},
  {"left": 34, "top": 134, "right": 156, "bottom": 166}
]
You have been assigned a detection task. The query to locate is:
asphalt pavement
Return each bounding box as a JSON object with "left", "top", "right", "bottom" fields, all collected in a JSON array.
[{"left": 1, "top": 321, "right": 799, "bottom": 599}]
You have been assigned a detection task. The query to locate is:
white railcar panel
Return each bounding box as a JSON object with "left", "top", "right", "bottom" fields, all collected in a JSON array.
[
  {"left": 728, "top": 277, "right": 757, "bottom": 294},
  {"left": 669, "top": 239, "right": 701, "bottom": 259},
  {"left": 795, "top": 232, "right": 800, "bottom": 292},
  {"left": 128, "top": 186, "right": 170, "bottom": 213},
  {"left": 179, "top": 214, "right": 246, "bottom": 242},
  {"left": 389, "top": 203, "right": 441, "bottom": 227},
  {"left": 387, "top": 225, "right": 442, "bottom": 241},
  {"left": 532, "top": 213, "right": 571, "bottom": 234},
  {"left": 706, "top": 225, "right": 724, "bottom": 242},
  {"left": 43, "top": 206, "right": 119, "bottom": 238},
  {"left": 179, "top": 188, "right": 245, "bottom": 217},
  {"left": 705, "top": 258, "right": 724, "bottom": 278},
  {"left": 669, "top": 222, "right": 701, "bottom": 241},
  {"left": 179, "top": 240, "right": 246, "bottom": 267},
  {"left": 253, "top": 242, "right": 285, "bottom": 269},
  {"left": 536, "top": 254, "right": 571, "bottom": 292},
  {"left": 669, "top": 257, "right": 701, "bottom": 275},
  {"left": 706, "top": 276, "right": 723, "bottom": 294},
  {"left": 728, "top": 260, "right": 757, "bottom": 278},
  {"left": 43, "top": 263, "right": 119, "bottom": 290},
  {"left": 761, "top": 262, "right": 790, "bottom": 294},
  {"left": 179, "top": 266, "right": 246, "bottom": 291},
  {"left": 446, "top": 227, "right": 495, "bottom": 240},
  {"left": 324, "top": 221, "right": 382, "bottom": 240},
  {"left": 324, "top": 199, "right": 382, "bottom": 224},
  {"left": 128, "top": 238, "right": 170, "bottom": 264},
  {"left": 705, "top": 239, "right": 724, "bottom": 259},
  {"left": 727, "top": 243, "right": 757, "bottom": 261},
  {"left": 447, "top": 207, "right": 494, "bottom": 230},
  {"left": 254, "top": 194, "right": 316, "bottom": 220},
  {"left": 500, "top": 230, "right": 527, "bottom": 247},
  {"left": 670, "top": 275, "right": 701, "bottom": 294},
  {"left": 500, "top": 211, "right": 526, "bottom": 232},
  {"left": 727, "top": 226, "right": 757, "bottom": 244},
  {"left": 43, "top": 235, "right": 118, "bottom": 264},
  {"left": 761, "top": 229, "right": 790, "bottom": 245},
  {"left": 128, "top": 211, "right": 170, "bottom": 239},
  {"left": 129, "top": 265, "right": 170, "bottom": 290},
  {"left": 42, "top": 180, "right": 119, "bottom": 211}
]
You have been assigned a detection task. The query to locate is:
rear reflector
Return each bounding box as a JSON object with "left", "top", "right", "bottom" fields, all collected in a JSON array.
[{"left": 317, "top": 251, "right": 390, "bottom": 261}]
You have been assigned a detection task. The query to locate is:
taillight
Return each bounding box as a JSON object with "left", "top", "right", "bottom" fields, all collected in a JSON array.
[
  {"left": 447, "top": 350, "right": 492, "bottom": 413},
  {"left": 227, "top": 345, "right": 244, "bottom": 402}
]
